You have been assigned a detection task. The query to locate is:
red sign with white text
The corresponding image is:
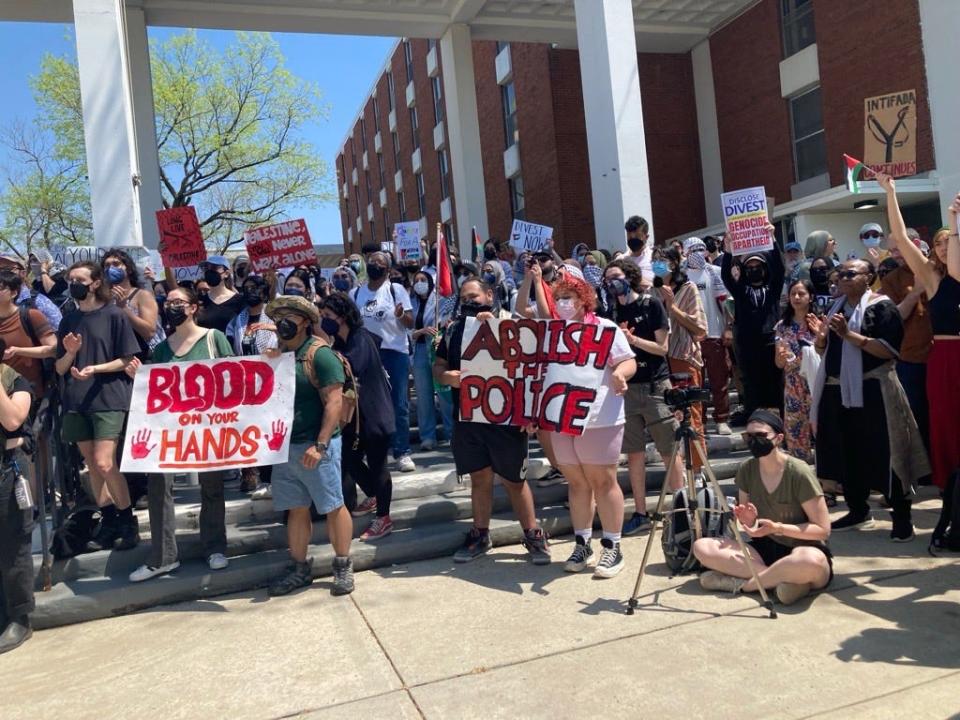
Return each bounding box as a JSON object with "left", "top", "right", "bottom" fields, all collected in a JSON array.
[
  {"left": 156, "top": 206, "right": 207, "bottom": 268},
  {"left": 244, "top": 219, "right": 317, "bottom": 272},
  {"left": 120, "top": 354, "right": 295, "bottom": 473}
]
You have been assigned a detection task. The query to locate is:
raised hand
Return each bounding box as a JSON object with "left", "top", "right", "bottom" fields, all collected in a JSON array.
[
  {"left": 875, "top": 171, "right": 895, "bottom": 193},
  {"left": 63, "top": 332, "right": 82, "bottom": 354},
  {"left": 264, "top": 420, "right": 287, "bottom": 452},
  {"left": 130, "top": 429, "right": 155, "bottom": 459},
  {"left": 733, "top": 502, "right": 758, "bottom": 529},
  {"left": 829, "top": 313, "right": 849, "bottom": 338}
]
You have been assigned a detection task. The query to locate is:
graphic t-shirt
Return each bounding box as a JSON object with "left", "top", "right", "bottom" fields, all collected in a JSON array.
[{"left": 352, "top": 282, "right": 413, "bottom": 353}]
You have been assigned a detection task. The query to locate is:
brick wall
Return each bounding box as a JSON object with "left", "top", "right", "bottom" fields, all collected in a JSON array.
[
  {"left": 473, "top": 41, "right": 513, "bottom": 253},
  {"left": 813, "top": 0, "right": 933, "bottom": 184},
  {"left": 710, "top": 0, "right": 794, "bottom": 204}
]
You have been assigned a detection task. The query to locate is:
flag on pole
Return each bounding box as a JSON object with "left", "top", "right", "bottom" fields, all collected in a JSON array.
[
  {"left": 844, "top": 154, "right": 867, "bottom": 194},
  {"left": 436, "top": 224, "right": 455, "bottom": 297},
  {"left": 472, "top": 226, "right": 484, "bottom": 264}
]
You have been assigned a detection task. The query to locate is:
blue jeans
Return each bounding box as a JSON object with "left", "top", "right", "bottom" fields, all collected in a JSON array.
[
  {"left": 412, "top": 341, "right": 453, "bottom": 445},
  {"left": 380, "top": 348, "right": 411, "bottom": 459}
]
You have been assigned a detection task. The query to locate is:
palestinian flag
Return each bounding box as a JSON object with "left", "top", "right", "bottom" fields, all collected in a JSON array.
[
  {"left": 844, "top": 154, "right": 866, "bottom": 194},
  {"left": 472, "top": 226, "right": 484, "bottom": 264},
  {"left": 436, "top": 224, "right": 455, "bottom": 297}
]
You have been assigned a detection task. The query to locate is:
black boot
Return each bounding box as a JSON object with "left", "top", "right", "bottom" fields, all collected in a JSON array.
[
  {"left": 86, "top": 505, "right": 119, "bottom": 552},
  {"left": 113, "top": 507, "right": 140, "bottom": 551},
  {"left": 0, "top": 616, "right": 32, "bottom": 655}
]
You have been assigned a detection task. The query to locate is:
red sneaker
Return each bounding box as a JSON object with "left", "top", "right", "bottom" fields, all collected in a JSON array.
[
  {"left": 360, "top": 516, "right": 394, "bottom": 541},
  {"left": 351, "top": 496, "right": 377, "bottom": 517}
]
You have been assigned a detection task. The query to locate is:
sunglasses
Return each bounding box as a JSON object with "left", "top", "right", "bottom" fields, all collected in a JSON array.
[
  {"left": 860, "top": 231, "right": 883, "bottom": 239},
  {"left": 837, "top": 270, "right": 866, "bottom": 280}
]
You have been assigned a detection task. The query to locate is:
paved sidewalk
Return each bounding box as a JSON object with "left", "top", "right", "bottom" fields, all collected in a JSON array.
[{"left": 3, "top": 496, "right": 959, "bottom": 720}]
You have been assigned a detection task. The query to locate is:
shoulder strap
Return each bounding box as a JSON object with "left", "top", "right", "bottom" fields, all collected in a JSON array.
[
  {"left": 351, "top": 287, "right": 360, "bottom": 303},
  {"left": 389, "top": 283, "right": 397, "bottom": 304},
  {"left": 302, "top": 339, "right": 322, "bottom": 391},
  {"left": 331, "top": 347, "right": 360, "bottom": 437},
  {"left": 206, "top": 329, "right": 216, "bottom": 358},
  {"left": 19, "top": 305, "right": 40, "bottom": 347}
]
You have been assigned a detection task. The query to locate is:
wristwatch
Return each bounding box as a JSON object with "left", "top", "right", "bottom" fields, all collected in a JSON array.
[{"left": 314, "top": 441, "right": 328, "bottom": 456}]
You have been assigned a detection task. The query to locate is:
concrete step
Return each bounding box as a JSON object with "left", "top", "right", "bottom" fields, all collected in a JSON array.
[{"left": 31, "top": 455, "right": 747, "bottom": 628}]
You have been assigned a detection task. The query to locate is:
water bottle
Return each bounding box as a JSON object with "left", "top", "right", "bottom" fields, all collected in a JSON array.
[{"left": 14, "top": 474, "right": 33, "bottom": 510}]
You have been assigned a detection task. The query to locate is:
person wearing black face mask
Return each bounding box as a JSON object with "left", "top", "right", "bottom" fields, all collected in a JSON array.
[
  {"left": 125, "top": 287, "right": 235, "bottom": 582},
  {"left": 807, "top": 258, "right": 836, "bottom": 315},
  {"left": 721, "top": 228, "right": 786, "bottom": 418},
  {"left": 350, "top": 251, "right": 416, "bottom": 473},
  {"left": 195, "top": 256, "right": 243, "bottom": 342},
  {"left": 692, "top": 410, "right": 834, "bottom": 607},
  {"left": 434, "top": 278, "right": 550, "bottom": 565},
  {"left": 624, "top": 215, "right": 654, "bottom": 287},
  {"left": 320, "top": 294, "right": 397, "bottom": 541}
]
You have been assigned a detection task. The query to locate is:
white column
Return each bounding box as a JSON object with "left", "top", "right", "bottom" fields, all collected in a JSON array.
[
  {"left": 439, "top": 23, "right": 489, "bottom": 256},
  {"left": 125, "top": 7, "right": 163, "bottom": 249},
  {"left": 574, "top": 0, "right": 651, "bottom": 250},
  {"left": 72, "top": 0, "right": 143, "bottom": 248},
  {"left": 691, "top": 40, "right": 724, "bottom": 228},
  {"left": 919, "top": 0, "right": 960, "bottom": 225}
]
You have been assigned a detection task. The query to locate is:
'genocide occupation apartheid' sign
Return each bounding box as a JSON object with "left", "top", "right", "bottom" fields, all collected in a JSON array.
[
  {"left": 120, "top": 354, "right": 295, "bottom": 473},
  {"left": 721, "top": 186, "right": 773, "bottom": 256},
  {"left": 458, "top": 318, "right": 617, "bottom": 436}
]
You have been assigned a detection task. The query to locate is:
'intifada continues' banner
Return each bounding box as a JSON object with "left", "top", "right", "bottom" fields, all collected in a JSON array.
[
  {"left": 458, "top": 318, "right": 616, "bottom": 436},
  {"left": 121, "top": 354, "right": 295, "bottom": 473}
]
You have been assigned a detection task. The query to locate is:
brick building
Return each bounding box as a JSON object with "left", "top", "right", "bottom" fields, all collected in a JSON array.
[{"left": 337, "top": 0, "right": 952, "bottom": 262}]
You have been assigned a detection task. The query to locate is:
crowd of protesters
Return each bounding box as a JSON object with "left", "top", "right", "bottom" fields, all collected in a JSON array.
[{"left": 0, "top": 178, "right": 957, "bottom": 655}]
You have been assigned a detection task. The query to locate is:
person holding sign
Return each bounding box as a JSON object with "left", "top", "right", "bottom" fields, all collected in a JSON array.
[
  {"left": 434, "top": 278, "right": 550, "bottom": 565},
  {"left": 546, "top": 275, "right": 636, "bottom": 578},
  {"left": 264, "top": 296, "right": 354, "bottom": 596},
  {"left": 125, "top": 287, "right": 235, "bottom": 582},
  {"left": 55, "top": 262, "right": 142, "bottom": 552}
]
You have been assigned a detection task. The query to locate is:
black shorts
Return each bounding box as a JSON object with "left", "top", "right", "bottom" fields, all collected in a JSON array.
[
  {"left": 452, "top": 421, "right": 528, "bottom": 483},
  {"left": 750, "top": 537, "right": 834, "bottom": 586}
]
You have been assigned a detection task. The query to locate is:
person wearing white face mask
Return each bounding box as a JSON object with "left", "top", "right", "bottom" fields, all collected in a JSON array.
[
  {"left": 547, "top": 274, "right": 637, "bottom": 578},
  {"left": 410, "top": 271, "right": 453, "bottom": 451}
]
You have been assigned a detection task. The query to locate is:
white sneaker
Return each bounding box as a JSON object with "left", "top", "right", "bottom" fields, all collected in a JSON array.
[
  {"left": 396, "top": 455, "right": 416, "bottom": 473},
  {"left": 251, "top": 484, "right": 272, "bottom": 500},
  {"left": 716, "top": 422, "right": 732, "bottom": 436},
  {"left": 208, "top": 553, "right": 229, "bottom": 571},
  {"left": 129, "top": 561, "right": 180, "bottom": 583}
]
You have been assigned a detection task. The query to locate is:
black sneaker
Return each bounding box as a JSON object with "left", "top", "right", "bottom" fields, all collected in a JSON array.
[
  {"left": 453, "top": 528, "right": 492, "bottom": 563},
  {"left": 331, "top": 556, "right": 355, "bottom": 595},
  {"left": 594, "top": 538, "right": 625, "bottom": 578},
  {"left": 890, "top": 515, "right": 915, "bottom": 543},
  {"left": 113, "top": 513, "right": 140, "bottom": 551},
  {"left": 268, "top": 560, "right": 313, "bottom": 597},
  {"left": 622, "top": 512, "right": 652, "bottom": 537},
  {"left": 522, "top": 528, "right": 551, "bottom": 565},
  {"left": 564, "top": 535, "right": 593, "bottom": 573},
  {"left": 831, "top": 512, "right": 875, "bottom": 532}
]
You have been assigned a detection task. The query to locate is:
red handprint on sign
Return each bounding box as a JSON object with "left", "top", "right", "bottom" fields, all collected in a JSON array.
[
  {"left": 264, "top": 420, "right": 288, "bottom": 452},
  {"left": 131, "top": 429, "right": 156, "bottom": 459}
]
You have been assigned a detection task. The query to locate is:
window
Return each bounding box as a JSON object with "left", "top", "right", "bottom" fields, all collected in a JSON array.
[
  {"left": 397, "top": 191, "right": 407, "bottom": 221},
  {"left": 383, "top": 209, "right": 390, "bottom": 243},
  {"left": 502, "top": 82, "right": 518, "bottom": 148},
  {"left": 373, "top": 96, "right": 381, "bottom": 132},
  {"left": 496, "top": 41, "right": 509, "bottom": 54},
  {"left": 391, "top": 130, "right": 402, "bottom": 172},
  {"left": 416, "top": 173, "right": 427, "bottom": 218},
  {"left": 438, "top": 149, "right": 450, "bottom": 200},
  {"left": 509, "top": 175, "right": 525, "bottom": 220},
  {"left": 354, "top": 186, "right": 361, "bottom": 216},
  {"left": 428, "top": 39, "right": 437, "bottom": 51},
  {"left": 431, "top": 75, "right": 444, "bottom": 126},
  {"left": 410, "top": 107, "right": 420, "bottom": 149},
  {"left": 782, "top": 0, "right": 815, "bottom": 58},
  {"left": 790, "top": 86, "right": 827, "bottom": 183},
  {"left": 404, "top": 40, "right": 415, "bottom": 83},
  {"left": 386, "top": 71, "right": 396, "bottom": 111},
  {"left": 359, "top": 118, "right": 367, "bottom": 150},
  {"left": 377, "top": 153, "right": 386, "bottom": 190},
  {"left": 365, "top": 170, "right": 373, "bottom": 203}
]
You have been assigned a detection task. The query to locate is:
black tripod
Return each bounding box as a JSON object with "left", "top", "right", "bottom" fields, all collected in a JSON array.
[{"left": 625, "top": 403, "right": 776, "bottom": 619}]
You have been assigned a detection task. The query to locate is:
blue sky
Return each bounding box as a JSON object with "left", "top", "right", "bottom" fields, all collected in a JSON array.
[{"left": 0, "top": 22, "right": 395, "bottom": 247}]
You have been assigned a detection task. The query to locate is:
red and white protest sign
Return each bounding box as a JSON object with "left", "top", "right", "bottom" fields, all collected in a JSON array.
[
  {"left": 156, "top": 206, "right": 207, "bottom": 268},
  {"left": 721, "top": 186, "right": 773, "bottom": 256},
  {"left": 458, "top": 318, "right": 618, "bottom": 436},
  {"left": 120, "top": 354, "right": 295, "bottom": 473},
  {"left": 244, "top": 219, "right": 316, "bottom": 272}
]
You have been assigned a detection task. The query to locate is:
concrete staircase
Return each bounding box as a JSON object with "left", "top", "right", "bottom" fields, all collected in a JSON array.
[{"left": 31, "top": 429, "right": 750, "bottom": 629}]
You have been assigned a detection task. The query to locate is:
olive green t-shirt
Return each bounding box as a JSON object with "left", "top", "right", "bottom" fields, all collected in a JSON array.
[
  {"left": 735, "top": 455, "right": 824, "bottom": 548},
  {"left": 291, "top": 338, "right": 345, "bottom": 444},
  {"left": 151, "top": 329, "right": 233, "bottom": 363}
]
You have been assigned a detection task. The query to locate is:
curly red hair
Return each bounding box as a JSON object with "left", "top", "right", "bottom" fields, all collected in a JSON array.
[{"left": 551, "top": 275, "right": 597, "bottom": 313}]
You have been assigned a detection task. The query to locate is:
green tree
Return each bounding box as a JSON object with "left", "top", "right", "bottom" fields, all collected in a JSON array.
[{"left": 2, "top": 30, "right": 332, "bottom": 254}]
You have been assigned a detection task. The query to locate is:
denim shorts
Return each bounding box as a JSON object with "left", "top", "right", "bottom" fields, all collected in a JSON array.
[{"left": 271, "top": 437, "right": 344, "bottom": 513}]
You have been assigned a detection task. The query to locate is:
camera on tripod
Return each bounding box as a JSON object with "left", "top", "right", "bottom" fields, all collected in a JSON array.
[{"left": 663, "top": 373, "right": 711, "bottom": 410}]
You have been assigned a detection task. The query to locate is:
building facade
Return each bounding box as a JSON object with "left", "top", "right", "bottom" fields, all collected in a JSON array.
[{"left": 337, "top": 0, "right": 952, "bottom": 262}]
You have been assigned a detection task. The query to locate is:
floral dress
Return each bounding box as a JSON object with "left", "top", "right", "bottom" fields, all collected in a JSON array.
[{"left": 774, "top": 319, "right": 815, "bottom": 463}]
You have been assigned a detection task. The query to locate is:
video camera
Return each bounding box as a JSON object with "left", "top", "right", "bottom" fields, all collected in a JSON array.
[{"left": 663, "top": 373, "right": 711, "bottom": 410}]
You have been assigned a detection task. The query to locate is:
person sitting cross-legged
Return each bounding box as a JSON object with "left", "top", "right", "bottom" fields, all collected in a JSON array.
[{"left": 692, "top": 410, "right": 833, "bottom": 606}]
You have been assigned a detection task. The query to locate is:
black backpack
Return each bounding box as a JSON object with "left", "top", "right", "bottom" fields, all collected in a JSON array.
[
  {"left": 50, "top": 506, "right": 102, "bottom": 560},
  {"left": 930, "top": 469, "right": 960, "bottom": 555},
  {"left": 661, "top": 481, "right": 728, "bottom": 573}
]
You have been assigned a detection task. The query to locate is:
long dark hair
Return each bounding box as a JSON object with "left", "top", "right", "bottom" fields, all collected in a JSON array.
[
  {"left": 321, "top": 292, "right": 363, "bottom": 331},
  {"left": 68, "top": 261, "right": 112, "bottom": 303},
  {"left": 781, "top": 279, "right": 816, "bottom": 324},
  {"left": 102, "top": 248, "right": 141, "bottom": 287},
  {"left": 662, "top": 247, "right": 688, "bottom": 289}
]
